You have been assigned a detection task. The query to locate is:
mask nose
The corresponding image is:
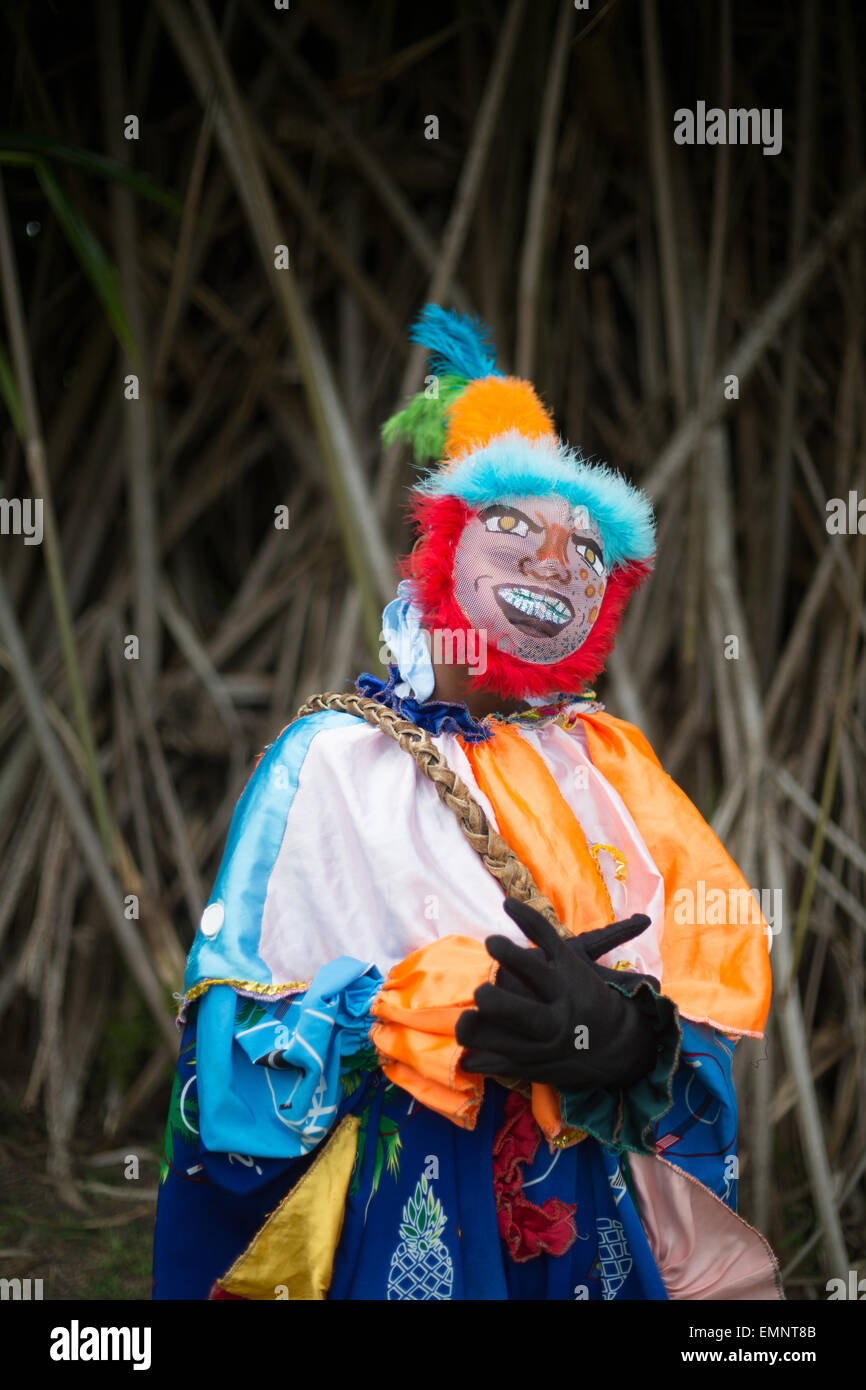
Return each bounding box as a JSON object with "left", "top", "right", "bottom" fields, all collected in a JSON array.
[{"left": 520, "top": 523, "right": 571, "bottom": 584}]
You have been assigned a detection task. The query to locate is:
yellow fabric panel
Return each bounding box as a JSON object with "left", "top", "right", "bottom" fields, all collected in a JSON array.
[{"left": 218, "top": 1114, "right": 360, "bottom": 1301}]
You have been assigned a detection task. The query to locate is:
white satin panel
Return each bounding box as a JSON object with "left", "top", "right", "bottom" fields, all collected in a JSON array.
[
  {"left": 257, "top": 719, "right": 665, "bottom": 984},
  {"left": 517, "top": 724, "right": 665, "bottom": 982}
]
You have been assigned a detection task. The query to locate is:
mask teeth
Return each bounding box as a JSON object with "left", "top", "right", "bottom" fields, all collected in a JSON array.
[{"left": 500, "top": 587, "right": 570, "bottom": 623}]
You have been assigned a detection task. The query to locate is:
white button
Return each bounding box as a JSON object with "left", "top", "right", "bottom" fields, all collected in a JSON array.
[{"left": 200, "top": 901, "right": 224, "bottom": 938}]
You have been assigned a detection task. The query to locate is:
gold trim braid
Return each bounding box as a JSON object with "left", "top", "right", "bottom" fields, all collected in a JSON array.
[
  {"left": 179, "top": 976, "right": 310, "bottom": 1017},
  {"left": 294, "top": 691, "right": 570, "bottom": 940}
]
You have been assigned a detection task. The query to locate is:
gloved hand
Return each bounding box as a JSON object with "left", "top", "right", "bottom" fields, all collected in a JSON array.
[{"left": 456, "top": 897, "right": 661, "bottom": 1090}]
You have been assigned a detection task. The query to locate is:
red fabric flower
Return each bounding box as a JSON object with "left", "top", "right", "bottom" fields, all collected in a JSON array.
[{"left": 492, "top": 1091, "right": 577, "bottom": 1262}]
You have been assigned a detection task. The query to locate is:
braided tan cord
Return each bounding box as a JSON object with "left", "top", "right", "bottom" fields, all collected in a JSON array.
[{"left": 293, "top": 691, "right": 569, "bottom": 939}]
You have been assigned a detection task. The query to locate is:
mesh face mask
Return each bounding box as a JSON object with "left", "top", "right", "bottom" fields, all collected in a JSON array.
[{"left": 452, "top": 493, "right": 607, "bottom": 666}]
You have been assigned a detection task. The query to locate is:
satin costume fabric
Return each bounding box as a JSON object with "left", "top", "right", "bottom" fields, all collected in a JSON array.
[{"left": 154, "top": 699, "right": 779, "bottom": 1300}]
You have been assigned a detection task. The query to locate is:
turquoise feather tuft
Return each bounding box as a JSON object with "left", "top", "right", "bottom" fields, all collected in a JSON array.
[{"left": 409, "top": 304, "right": 502, "bottom": 382}]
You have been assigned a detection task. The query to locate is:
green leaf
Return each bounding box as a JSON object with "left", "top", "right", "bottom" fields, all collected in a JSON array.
[
  {"left": 0, "top": 132, "right": 182, "bottom": 213},
  {"left": 383, "top": 1129, "right": 402, "bottom": 1180},
  {"left": 235, "top": 998, "right": 268, "bottom": 1030},
  {"left": 349, "top": 1095, "right": 373, "bottom": 1199},
  {"left": 340, "top": 1042, "right": 379, "bottom": 1095},
  {"left": 0, "top": 343, "right": 24, "bottom": 437},
  {"left": 34, "top": 160, "right": 135, "bottom": 358},
  {"left": 372, "top": 1136, "right": 385, "bottom": 1197}
]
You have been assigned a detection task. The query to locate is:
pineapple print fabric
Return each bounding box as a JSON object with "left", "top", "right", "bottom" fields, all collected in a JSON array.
[{"left": 387, "top": 1175, "right": 454, "bottom": 1300}]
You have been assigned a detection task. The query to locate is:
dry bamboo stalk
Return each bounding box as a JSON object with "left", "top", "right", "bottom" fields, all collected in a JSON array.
[
  {"left": 151, "top": 95, "right": 217, "bottom": 393},
  {"left": 241, "top": 2, "right": 470, "bottom": 306},
  {"left": 790, "top": 539, "right": 866, "bottom": 973},
  {"left": 762, "top": 0, "right": 818, "bottom": 673},
  {"left": 0, "top": 773, "right": 52, "bottom": 952},
  {"left": 22, "top": 815, "right": 73, "bottom": 1110},
  {"left": 256, "top": 129, "right": 402, "bottom": 343},
  {"left": 103, "top": 1046, "right": 175, "bottom": 1141},
  {"left": 0, "top": 573, "right": 177, "bottom": 1050},
  {"left": 641, "top": 0, "right": 690, "bottom": 420},
  {"left": 703, "top": 426, "right": 849, "bottom": 1275},
  {"left": 778, "top": 825, "right": 866, "bottom": 934},
  {"left": 125, "top": 658, "right": 205, "bottom": 929},
  {"left": 0, "top": 175, "right": 116, "bottom": 860},
  {"left": 644, "top": 173, "right": 866, "bottom": 502},
  {"left": 157, "top": 0, "right": 394, "bottom": 653},
  {"left": 99, "top": 0, "right": 161, "bottom": 696},
  {"left": 515, "top": 2, "right": 572, "bottom": 377},
  {"left": 374, "top": 0, "right": 527, "bottom": 512}
]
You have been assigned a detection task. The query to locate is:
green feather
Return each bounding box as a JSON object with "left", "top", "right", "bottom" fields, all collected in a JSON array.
[{"left": 381, "top": 374, "right": 466, "bottom": 465}]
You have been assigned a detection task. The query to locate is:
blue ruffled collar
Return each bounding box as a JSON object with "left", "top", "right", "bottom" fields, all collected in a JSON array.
[
  {"left": 355, "top": 667, "right": 599, "bottom": 743},
  {"left": 355, "top": 667, "right": 495, "bottom": 742}
]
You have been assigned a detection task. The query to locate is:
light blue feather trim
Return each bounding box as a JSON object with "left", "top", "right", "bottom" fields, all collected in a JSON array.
[{"left": 416, "top": 430, "right": 655, "bottom": 568}]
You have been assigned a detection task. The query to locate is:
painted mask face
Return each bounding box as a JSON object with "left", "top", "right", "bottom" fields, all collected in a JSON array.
[{"left": 451, "top": 493, "right": 607, "bottom": 665}]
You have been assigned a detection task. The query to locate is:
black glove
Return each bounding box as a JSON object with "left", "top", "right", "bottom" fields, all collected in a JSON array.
[{"left": 456, "top": 897, "right": 660, "bottom": 1090}]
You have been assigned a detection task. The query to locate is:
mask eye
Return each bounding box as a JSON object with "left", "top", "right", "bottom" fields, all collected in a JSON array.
[
  {"left": 485, "top": 512, "right": 529, "bottom": 537},
  {"left": 574, "top": 540, "right": 605, "bottom": 576}
]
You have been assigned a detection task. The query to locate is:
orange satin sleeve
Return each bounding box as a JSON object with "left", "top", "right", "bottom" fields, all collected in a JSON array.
[
  {"left": 369, "top": 934, "right": 586, "bottom": 1145},
  {"left": 369, "top": 934, "right": 496, "bottom": 1129},
  {"left": 578, "top": 711, "right": 772, "bottom": 1037}
]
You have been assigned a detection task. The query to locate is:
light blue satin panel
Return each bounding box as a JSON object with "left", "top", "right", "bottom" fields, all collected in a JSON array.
[{"left": 184, "top": 710, "right": 360, "bottom": 994}]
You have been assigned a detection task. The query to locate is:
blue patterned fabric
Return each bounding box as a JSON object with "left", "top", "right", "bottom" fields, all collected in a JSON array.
[
  {"left": 654, "top": 1018, "right": 740, "bottom": 1206},
  {"left": 153, "top": 1001, "right": 669, "bottom": 1301},
  {"left": 196, "top": 963, "right": 382, "bottom": 1159},
  {"left": 153, "top": 986, "right": 737, "bottom": 1299},
  {"left": 329, "top": 1080, "right": 668, "bottom": 1301}
]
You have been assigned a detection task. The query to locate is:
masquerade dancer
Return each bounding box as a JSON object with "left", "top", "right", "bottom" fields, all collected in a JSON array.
[{"left": 154, "top": 307, "right": 781, "bottom": 1301}]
